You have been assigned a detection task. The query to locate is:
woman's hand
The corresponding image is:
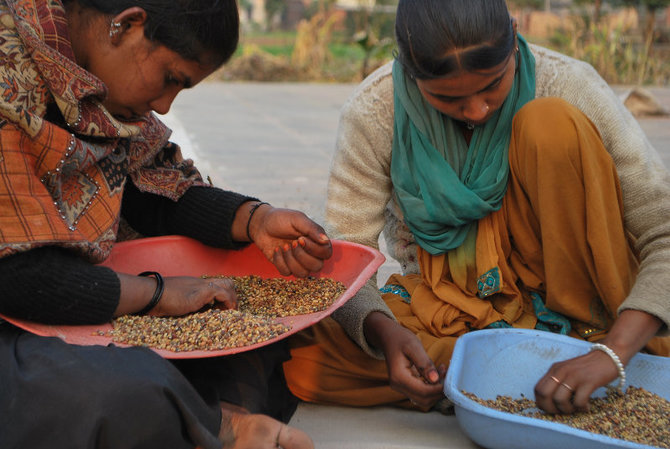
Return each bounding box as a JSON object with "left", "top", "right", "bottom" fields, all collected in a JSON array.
[
  {"left": 534, "top": 350, "right": 619, "bottom": 414},
  {"left": 534, "top": 310, "right": 663, "bottom": 414},
  {"left": 242, "top": 203, "right": 333, "bottom": 278},
  {"left": 364, "top": 311, "right": 447, "bottom": 410},
  {"left": 219, "top": 408, "right": 314, "bottom": 449},
  {"left": 116, "top": 274, "right": 237, "bottom": 317}
]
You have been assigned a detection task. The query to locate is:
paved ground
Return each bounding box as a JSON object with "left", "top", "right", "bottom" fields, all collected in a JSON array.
[{"left": 162, "top": 81, "right": 670, "bottom": 449}]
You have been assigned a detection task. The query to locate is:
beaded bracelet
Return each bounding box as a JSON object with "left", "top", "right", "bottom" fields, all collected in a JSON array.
[
  {"left": 590, "top": 342, "right": 626, "bottom": 393},
  {"left": 135, "top": 271, "right": 165, "bottom": 315},
  {"left": 246, "top": 201, "right": 270, "bottom": 242}
]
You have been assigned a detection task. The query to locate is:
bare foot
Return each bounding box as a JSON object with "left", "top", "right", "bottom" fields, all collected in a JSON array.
[{"left": 219, "top": 406, "right": 313, "bottom": 449}]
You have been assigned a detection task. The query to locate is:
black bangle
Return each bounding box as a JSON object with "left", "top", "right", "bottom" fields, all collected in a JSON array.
[
  {"left": 135, "top": 271, "right": 164, "bottom": 315},
  {"left": 246, "top": 201, "right": 270, "bottom": 242}
]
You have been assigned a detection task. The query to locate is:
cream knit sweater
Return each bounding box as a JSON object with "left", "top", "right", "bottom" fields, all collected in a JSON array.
[{"left": 327, "top": 44, "right": 670, "bottom": 357}]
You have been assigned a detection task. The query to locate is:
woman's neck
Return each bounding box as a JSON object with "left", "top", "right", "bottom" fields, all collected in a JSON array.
[
  {"left": 458, "top": 121, "right": 474, "bottom": 145},
  {"left": 63, "top": 2, "right": 98, "bottom": 70}
]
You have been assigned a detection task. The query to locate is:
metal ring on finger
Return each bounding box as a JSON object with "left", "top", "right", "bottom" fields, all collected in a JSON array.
[{"left": 560, "top": 382, "right": 574, "bottom": 392}]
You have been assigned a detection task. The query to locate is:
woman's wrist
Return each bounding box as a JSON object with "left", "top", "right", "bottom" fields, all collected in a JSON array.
[
  {"left": 590, "top": 343, "right": 626, "bottom": 392},
  {"left": 232, "top": 200, "right": 271, "bottom": 242},
  {"left": 600, "top": 309, "right": 663, "bottom": 366},
  {"left": 134, "top": 271, "right": 165, "bottom": 315},
  {"left": 364, "top": 311, "right": 397, "bottom": 351},
  {"left": 115, "top": 272, "right": 162, "bottom": 317},
  {"left": 246, "top": 201, "right": 270, "bottom": 242}
]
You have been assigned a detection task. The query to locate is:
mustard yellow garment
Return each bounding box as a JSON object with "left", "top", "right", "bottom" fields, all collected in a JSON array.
[{"left": 284, "top": 98, "right": 670, "bottom": 408}]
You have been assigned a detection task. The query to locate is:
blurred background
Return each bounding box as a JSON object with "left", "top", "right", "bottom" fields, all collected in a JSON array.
[{"left": 215, "top": 0, "right": 670, "bottom": 87}]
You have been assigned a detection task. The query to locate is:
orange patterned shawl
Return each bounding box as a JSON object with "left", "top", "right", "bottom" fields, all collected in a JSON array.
[{"left": 0, "top": 0, "right": 205, "bottom": 262}]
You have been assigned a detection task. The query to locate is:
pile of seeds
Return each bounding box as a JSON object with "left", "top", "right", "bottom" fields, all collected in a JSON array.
[
  {"left": 106, "top": 309, "right": 290, "bottom": 352},
  {"left": 215, "top": 274, "right": 346, "bottom": 318},
  {"left": 463, "top": 387, "right": 670, "bottom": 448},
  {"left": 105, "top": 275, "right": 346, "bottom": 352}
]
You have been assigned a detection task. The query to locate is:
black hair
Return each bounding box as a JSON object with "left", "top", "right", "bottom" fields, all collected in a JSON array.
[
  {"left": 395, "top": 0, "right": 515, "bottom": 80},
  {"left": 65, "top": 0, "right": 239, "bottom": 67}
]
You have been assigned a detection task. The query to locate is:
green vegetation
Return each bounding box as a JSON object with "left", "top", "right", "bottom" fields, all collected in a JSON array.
[
  {"left": 543, "top": 0, "right": 670, "bottom": 84},
  {"left": 219, "top": 2, "right": 670, "bottom": 85},
  {"left": 221, "top": 29, "right": 392, "bottom": 82},
  {"left": 546, "top": 21, "right": 670, "bottom": 85}
]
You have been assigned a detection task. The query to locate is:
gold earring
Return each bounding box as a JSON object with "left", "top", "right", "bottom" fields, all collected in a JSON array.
[{"left": 109, "top": 21, "right": 122, "bottom": 39}]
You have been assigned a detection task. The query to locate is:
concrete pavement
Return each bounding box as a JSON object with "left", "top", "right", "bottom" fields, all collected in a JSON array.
[
  {"left": 163, "top": 82, "right": 356, "bottom": 223},
  {"left": 166, "top": 82, "right": 670, "bottom": 222},
  {"left": 162, "top": 81, "right": 670, "bottom": 449}
]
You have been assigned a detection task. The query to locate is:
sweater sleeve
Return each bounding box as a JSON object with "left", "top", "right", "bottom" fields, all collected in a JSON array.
[
  {"left": 122, "top": 181, "right": 256, "bottom": 249},
  {"left": 326, "top": 63, "right": 399, "bottom": 358},
  {"left": 0, "top": 246, "right": 120, "bottom": 325},
  {"left": 0, "top": 184, "right": 258, "bottom": 326},
  {"left": 534, "top": 46, "right": 670, "bottom": 335}
]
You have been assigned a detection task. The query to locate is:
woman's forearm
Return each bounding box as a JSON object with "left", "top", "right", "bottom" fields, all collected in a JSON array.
[
  {"left": 600, "top": 309, "right": 663, "bottom": 365},
  {"left": 0, "top": 247, "right": 119, "bottom": 324},
  {"left": 114, "top": 272, "right": 161, "bottom": 317}
]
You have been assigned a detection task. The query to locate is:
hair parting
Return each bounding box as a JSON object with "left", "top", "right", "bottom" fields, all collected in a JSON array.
[{"left": 395, "top": 0, "right": 515, "bottom": 80}]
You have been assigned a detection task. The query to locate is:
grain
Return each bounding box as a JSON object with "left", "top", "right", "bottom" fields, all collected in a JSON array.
[
  {"left": 106, "top": 309, "right": 289, "bottom": 352},
  {"left": 104, "top": 275, "right": 346, "bottom": 352},
  {"left": 219, "top": 275, "right": 346, "bottom": 317},
  {"left": 463, "top": 387, "right": 670, "bottom": 448}
]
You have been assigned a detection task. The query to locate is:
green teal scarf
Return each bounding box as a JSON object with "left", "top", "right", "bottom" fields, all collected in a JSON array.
[{"left": 391, "top": 35, "right": 536, "bottom": 255}]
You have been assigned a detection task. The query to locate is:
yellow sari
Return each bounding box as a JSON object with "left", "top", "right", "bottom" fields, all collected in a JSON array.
[{"left": 284, "top": 98, "right": 670, "bottom": 408}]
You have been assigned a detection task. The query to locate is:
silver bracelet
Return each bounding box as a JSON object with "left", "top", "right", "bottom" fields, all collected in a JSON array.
[{"left": 590, "top": 343, "right": 626, "bottom": 393}]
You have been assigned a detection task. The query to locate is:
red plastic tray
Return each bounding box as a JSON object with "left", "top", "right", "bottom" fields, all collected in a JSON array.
[{"left": 1, "top": 236, "right": 384, "bottom": 358}]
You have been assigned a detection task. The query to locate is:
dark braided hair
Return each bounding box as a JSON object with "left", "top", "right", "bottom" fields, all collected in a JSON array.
[{"left": 395, "top": 0, "right": 515, "bottom": 80}]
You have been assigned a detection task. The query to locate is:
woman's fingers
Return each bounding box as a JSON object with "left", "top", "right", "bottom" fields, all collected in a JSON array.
[
  {"left": 279, "top": 242, "right": 311, "bottom": 278},
  {"left": 208, "top": 278, "right": 238, "bottom": 309},
  {"left": 273, "top": 246, "right": 292, "bottom": 276},
  {"left": 404, "top": 340, "right": 441, "bottom": 385},
  {"left": 535, "top": 351, "right": 621, "bottom": 414},
  {"left": 552, "top": 379, "right": 576, "bottom": 414},
  {"left": 287, "top": 213, "right": 330, "bottom": 249},
  {"left": 299, "top": 233, "right": 332, "bottom": 259},
  {"left": 534, "top": 375, "right": 561, "bottom": 414},
  {"left": 535, "top": 372, "right": 578, "bottom": 414},
  {"left": 156, "top": 276, "right": 238, "bottom": 316},
  {"left": 270, "top": 237, "right": 332, "bottom": 278},
  {"left": 287, "top": 238, "right": 330, "bottom": 274},
  {"left": 272, "top": 245, "right": 296, "bottom": 277},
  {"left": 219, "top": 408, "right": 314, "bottom": 449},
  {"left": 276, "top": 422, "right": 314, "bottom": 449},
  {"left": 390, "top": 362, "right": 443, "bottom": 409},
  {"left": 387, "top": 354, "right": 444, "bottom": 408},
  {"left": 570, "top": 384, "right": 593, "bottom": 413}
]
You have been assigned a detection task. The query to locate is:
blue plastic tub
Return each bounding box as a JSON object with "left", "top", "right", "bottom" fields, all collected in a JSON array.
[{"left": 444, "top": 328, "right": 670, "bottom": 449}]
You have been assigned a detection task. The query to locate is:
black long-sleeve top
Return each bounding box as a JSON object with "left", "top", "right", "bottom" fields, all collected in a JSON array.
[{"left": 0, "top": 182, "right": 255, "bottom": 325}]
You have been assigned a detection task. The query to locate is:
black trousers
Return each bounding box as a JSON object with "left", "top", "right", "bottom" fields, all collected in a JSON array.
[{"left": 0, "top": 322, "right": 298, "bottom": 449}]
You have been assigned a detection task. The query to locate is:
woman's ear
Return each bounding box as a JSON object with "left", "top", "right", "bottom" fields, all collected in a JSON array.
[{"left": 108, "top": 7, "right": 147, "bottom": 44}]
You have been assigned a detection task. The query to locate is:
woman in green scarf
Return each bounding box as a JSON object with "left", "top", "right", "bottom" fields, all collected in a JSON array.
[{"left": 284, "top": 0, "right": 670, "bottom": 415}]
